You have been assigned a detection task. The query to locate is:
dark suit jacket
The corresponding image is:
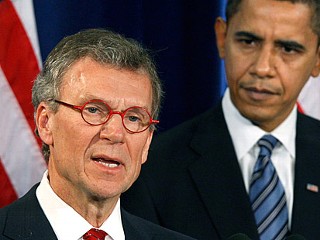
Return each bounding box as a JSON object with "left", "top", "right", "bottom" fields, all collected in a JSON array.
[
  {"left": 0, "top": 184, "right": 195, "bottom": 240},
  {"left": 121, "top": 103, "right": 320, "bottom": 240}
]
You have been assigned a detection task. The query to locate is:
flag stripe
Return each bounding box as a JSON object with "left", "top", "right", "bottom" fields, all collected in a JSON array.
[
  {"left": 0, "top": 65, "right": 46, "bottom": 198},
  {"left": 0, "top": 0, "right": 40, "bottom": 132},
  {"left": 298, "top": 76, "right": 320, "bottom": 120},
  {"left": 11, "top": 0, "right": 42, "bottom": 69},
  {"left": 0, "top": 0, "right": 46, "bottom": 205},
  {"left": 0, "top": 159, "right": 17, "bottom": 208}
]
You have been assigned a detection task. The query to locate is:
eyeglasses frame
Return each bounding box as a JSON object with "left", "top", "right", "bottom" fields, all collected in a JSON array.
[{"left": 48, "top": 99, "right": 159, "bottom": 133}]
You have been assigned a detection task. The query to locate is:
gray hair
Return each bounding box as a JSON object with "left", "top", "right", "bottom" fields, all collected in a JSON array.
[{"left": 32, "top": 28, "right": 163, "bottom": 161}]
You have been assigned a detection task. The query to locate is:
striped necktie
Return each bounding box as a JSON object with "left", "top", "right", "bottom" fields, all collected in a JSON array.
[{"left": 249, "top": 135, "right": 289, "bottom": 240}]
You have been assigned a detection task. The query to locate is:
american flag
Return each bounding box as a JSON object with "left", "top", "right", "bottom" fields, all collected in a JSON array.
[
  {"left": 306, "top": 183, "right": 319, "bottom": 193},
  {"left": 0, "top": 0, "right": 46, "bottom": 207},
  {"left": 298, "top": 76, "right": 320, "bottom": 120}
]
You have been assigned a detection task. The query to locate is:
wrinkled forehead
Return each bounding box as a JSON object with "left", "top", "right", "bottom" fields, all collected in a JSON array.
[{"left": 59, "top": 58, "right": 153, "bottom": 109}]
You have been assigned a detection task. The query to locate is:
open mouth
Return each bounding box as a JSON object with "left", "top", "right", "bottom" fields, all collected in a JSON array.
[{"left": 92, "top": 157, "right": 121, "bottom": 168}]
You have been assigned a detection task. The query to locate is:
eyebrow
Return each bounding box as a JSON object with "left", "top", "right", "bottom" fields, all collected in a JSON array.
[
  {"left": 82, "top": 94, "right": 103, "bottom": 101},
  {"left": 82, "top": 94, "right": 150, "bottom": 110},
  {"left": 274, "top": 40, "right": 306, "bottom": 52},
  {"left": 235, "top": 31, "right": 306, "bottom": 52},
  {"left": 234, "top": 31, "right": 263, "bottom": 41}
]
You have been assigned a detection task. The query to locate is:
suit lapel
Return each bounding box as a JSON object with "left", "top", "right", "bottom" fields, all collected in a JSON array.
[
  {"left": 122, "top": 209, "right": 191, "bottom": 240},
  {"left": 121, "top": 209, "right": 162, "bottom": 240},
  {"left": 291, "top": 113, "right": 320, "bottom": 238},
  {"left": 121, "top": 209, "right": 144, "bottom": 240},
  {"left": 187, "top": 105, "right": 259, "bottom": 239},
  {"left": 3, "top": 184, "right": 57, "bottom": 240}
]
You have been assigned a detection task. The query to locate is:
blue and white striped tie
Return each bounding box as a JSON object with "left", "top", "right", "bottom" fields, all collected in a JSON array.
[{"left": 249, "top": 135, "right": 289, "bottom": 240}]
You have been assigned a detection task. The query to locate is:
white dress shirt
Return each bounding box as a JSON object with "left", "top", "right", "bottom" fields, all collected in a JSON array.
[
  {"left": 222, "top": 88, "right": 296, "bottom": 228},
  {"left": 36, "top": 171, "right": 125, "bottom": 240}
]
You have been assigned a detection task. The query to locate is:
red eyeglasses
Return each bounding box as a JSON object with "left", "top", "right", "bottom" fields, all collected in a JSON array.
[{"left": 50, "top": 99, "right": 159, "bottom": 133}]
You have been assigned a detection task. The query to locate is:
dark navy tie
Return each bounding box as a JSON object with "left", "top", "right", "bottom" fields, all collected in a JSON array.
[{"left": 249, "top": 135, "right": 289, "bottom": 240}]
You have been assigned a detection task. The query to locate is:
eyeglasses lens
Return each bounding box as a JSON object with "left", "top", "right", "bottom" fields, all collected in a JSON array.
[{"left": 81, "top": 101, "right": 151, "bottom": 132}]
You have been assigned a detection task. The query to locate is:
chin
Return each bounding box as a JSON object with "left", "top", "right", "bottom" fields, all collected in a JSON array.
[{"left": 240, "top": 110, "right": 269, "bottom": 124}]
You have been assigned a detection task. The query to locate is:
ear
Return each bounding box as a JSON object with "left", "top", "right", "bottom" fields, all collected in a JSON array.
[
  {"left": 141, "top": 130, "right": 154, "bottom": 164},
  {"left": 36, "top": 102, "right": 54, "bottom": 145},
  {"left": 214, "top": 17, "right": 228, "bottom": 59},
  {"left": 311, "top": 46, "right": 320, "bottom": 77}
]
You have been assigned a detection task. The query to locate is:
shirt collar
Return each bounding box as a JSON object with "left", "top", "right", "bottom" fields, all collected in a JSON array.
[
  {"left": 36, "top": 171, "right": 125, "bottom": 240},
  {"left": 222, "top": 88, "right": 296, "bottom": 159}
]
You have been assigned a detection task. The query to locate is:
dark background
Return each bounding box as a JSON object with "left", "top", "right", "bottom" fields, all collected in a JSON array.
[{"left": 33, "top": 0, "right": 227, "bottom": 133}]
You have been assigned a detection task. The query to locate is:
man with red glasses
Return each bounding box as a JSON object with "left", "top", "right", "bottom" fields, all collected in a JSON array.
[{"left": 0, "top": 29, "right": 195, "bottom": 240}]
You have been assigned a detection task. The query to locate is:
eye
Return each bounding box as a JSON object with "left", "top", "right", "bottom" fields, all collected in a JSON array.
[
  {"left": 235, "top": 35, "right": 258, "bottom": 46},
  {"left": 83, "top": 102, "right": 108, "bottom": 115},
  {"left": 124, "top": 108, "right": 149, "bottom": 125},
  {"left": 236, "top": 37, "right": 260, "bottom": 51},
  {"left": 86, "top": 106, "right": 99, "bottom": 113},
  {"left": 278, "top": 41, "right": 305, "bottom": 55},
  {"left": 282, "top": 45, "right": 300, "bottom": 54},
  {"left": 128, "top": 115, "right": 141, "bottom": 122},
  {"left": 84, "top": 105, "right": 100, "bottom": 114},
  {"left": 240, "top": 38, "right": 255, "bottom": 45}
]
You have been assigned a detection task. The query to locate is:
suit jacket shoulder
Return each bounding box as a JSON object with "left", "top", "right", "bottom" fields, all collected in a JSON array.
[
  {"left": 0, "top": 184, "right": 57, "bottom": 240},
  {"left": 292, "top": 113, "right": 320, "bottom": 238},
  {"left": 121, "top": 209, "right": 196, "bottom": 240},
  {"left": 0, "top": 184, "right": 195, "bottom": 240}
]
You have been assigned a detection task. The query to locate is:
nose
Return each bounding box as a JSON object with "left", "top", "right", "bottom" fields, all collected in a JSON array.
[
  {"left": 99, "top": 113, "right": 125, "bottom": 142},
  {"left": 251, "top": 46, "right": 275, "bottom": 78}
]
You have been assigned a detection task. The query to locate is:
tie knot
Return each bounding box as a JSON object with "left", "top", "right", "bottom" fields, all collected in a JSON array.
[
  {"left": 258, "top": 134, "right": 278, "bottom": 152},
  {"left": 83, "top": 228, "right": 108, "bottom": 240}
]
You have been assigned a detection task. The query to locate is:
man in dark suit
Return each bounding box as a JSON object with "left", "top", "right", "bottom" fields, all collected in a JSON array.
[
  {"left": 121, "top": 0, "right": 320, "bottom": 239},
  {"left": 0, "top": 184, "right": 195, "bottom": 240},
  {"left": 0, "top": 29, "right": 195, "bottom": 240}
]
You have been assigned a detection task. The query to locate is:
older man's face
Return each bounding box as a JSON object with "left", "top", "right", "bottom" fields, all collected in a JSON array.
[{"left": 41, "top": 57, "right": 154, "bottom": 206}]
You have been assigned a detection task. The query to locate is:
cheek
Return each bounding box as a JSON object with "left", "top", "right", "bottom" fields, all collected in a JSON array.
[
  {"left": 52, "top": 118, "right": 91, "bottom": 160},
  {"left": 126, "top": 141, "right": 144, "bottom": 165},
  {"left": 225, "top": 62, "right": 245, "bottom": 94},
  {"left": 282, "top": 82, "right": 305, "bottom": 103},
  {"left": 225, "top": 52, "right": 250, "bottom": 86},
  {"left": 126, "top": 136, "right": 150, "bottom": 166},
  {"left": 280, "top": 68, "right": 310, "bottom": 99}
]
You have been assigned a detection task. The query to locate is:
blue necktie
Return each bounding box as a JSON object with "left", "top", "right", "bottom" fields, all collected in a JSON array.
[{"left": 249, "top": 135, "right": 289, "bottom": 240}]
